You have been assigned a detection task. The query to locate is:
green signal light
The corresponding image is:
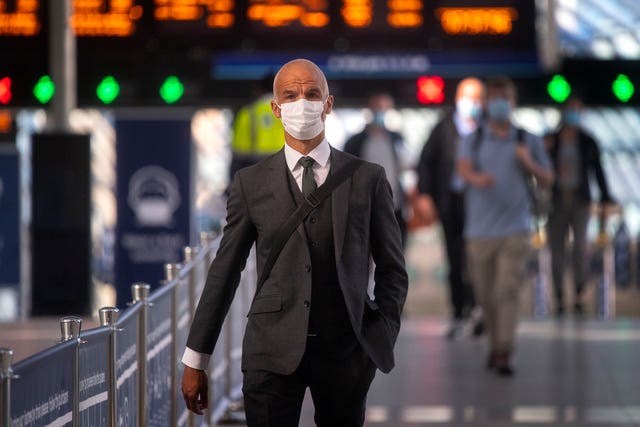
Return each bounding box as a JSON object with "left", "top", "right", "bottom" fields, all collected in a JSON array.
[
  {"left": 159, "top": 76, "right": 184, "bottom": 104},
  {"left": 547, "top": 75, "right": 571, "bottom": 103},
  {"left": 612, "top": 74, "right": 634, "bottom": 103},
  {"left": 33, "top": 75, "right": 55, "bottom": 104},
  {"left": 96, "top": 76, "right": 120, "bottom": 104}
]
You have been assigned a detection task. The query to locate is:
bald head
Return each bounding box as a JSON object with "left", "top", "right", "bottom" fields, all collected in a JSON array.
[
  {"left": 270, "top": 58, "right": 334, "bottom": 146},
  {"left": 273, "top": 59, "right": 330, "bottom": 101},
  {"left": 455, "top": 77, "right": 484, "bottom": 103}
]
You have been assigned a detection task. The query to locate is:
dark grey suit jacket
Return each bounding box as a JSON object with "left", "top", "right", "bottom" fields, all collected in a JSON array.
[{"left": 186, "top": 147, "right": 408, "bottom": 375}]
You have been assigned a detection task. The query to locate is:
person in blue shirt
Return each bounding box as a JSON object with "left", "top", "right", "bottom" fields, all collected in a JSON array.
[{"left": 456, "top": 76, "right": 554, "bottom": 376}]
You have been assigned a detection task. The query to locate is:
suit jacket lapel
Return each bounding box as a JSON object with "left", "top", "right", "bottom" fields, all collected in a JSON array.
[
  {"left": 267, "top": 149, "right": 307, "bottom": 243},
  {"left": 330, "top": 147, "right": 351, "bottom": 262}
]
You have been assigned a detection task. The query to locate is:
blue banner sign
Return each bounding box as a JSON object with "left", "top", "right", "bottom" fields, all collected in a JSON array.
[
  {"left": 147, "top": 285, "right": 174, "bottom": 426},
  {"left": 78, "top": 328, "right": 110, "bottom": 426},
  {"left": 115, "top": 304, "right": 140, "bottom": 427},
  {"left": 11, "top": 340, "right": 75, "bottom": 427},
  {"left": 114, "top": 118, "right": 192, "bottom": 308},
  {"left": 0, "top": 148, "right": 20, "bottom": 288}
]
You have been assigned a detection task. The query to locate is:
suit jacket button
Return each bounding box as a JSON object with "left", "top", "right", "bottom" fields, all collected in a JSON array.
[
  {"left": 304, "top": 300, "right": 310, "bottom": 308},
  {"left": 305, "top": 264, "right": 311, "bottom": 272}
]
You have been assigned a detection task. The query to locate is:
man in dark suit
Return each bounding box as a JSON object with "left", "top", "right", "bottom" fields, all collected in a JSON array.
[
  {"left": 415, "top": 77, "right": 484, "bottom": 339},
  {"left": 181, "top": 58, "right": 408, "bottom": 426},
  {"left": 344, "top": 92, "right": 408, "bottom": 245}
]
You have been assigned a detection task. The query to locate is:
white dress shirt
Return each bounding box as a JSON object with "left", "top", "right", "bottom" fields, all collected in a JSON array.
[
  {"left": 284, "top": 138, "right": 331, "bottom": 190},
  {"left": 182, "top": 138, "right": 332, "bottom": 370}
]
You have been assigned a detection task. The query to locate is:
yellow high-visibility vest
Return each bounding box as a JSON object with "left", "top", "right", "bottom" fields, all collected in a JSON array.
[{"left": 231, "top": 95, "right": 285, "bottom": 155}]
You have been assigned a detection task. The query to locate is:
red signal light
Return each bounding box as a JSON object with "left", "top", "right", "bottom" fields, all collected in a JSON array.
[
  {"left": 0, "top": 77, "right": 12, "bottom": 105},
  {"left": 417, "top": 76, "right": 445, "bottom": 104}
]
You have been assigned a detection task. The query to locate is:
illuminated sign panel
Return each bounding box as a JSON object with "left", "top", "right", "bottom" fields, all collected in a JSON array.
[
  {"left": 1, "top": 0, "right": 538, "bottom": 106},
  {"left": 0, "top": 0, "right": 40, "bottom": 35},
  {"left": 388, "top": 0, "right": 423, "bottom": 28},
  {"left": 71, "top": 0, "right": 143, "bottom": 36},
  {"left": 247, "top": 1, "right": 329, "bottom": 29},
  {"left": 154, "top": 0, "right": 235, "bottom": 28},
  {"left": 436, "top": 7, "right": 518, "bottom": 35},
  {"left": 0, "top": 0, "right": 533, "bottom": 42},
  {"left": 341, "top": 0, "right": 372, "bottom": 28}
]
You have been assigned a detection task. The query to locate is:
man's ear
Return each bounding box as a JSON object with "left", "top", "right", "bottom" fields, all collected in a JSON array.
[
  {"left": 271, "top": 100, "right": 281, "bottom": 118},
  {"left": 324, "top": 95, "right": 334, "bottom": 115}
]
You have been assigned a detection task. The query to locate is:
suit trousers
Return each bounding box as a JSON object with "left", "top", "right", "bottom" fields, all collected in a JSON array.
[
  {"left": 440, "top": 193, "right": 475, "bottom": 319},
  {"left": 547, "top": 202, "right": 590, "bottom": 307},
  {"left": 242, "top": 335, "right": 377, "bottom": 427},
  {"left": 467, "top": 234, "right": 530, "bottom": 353}
]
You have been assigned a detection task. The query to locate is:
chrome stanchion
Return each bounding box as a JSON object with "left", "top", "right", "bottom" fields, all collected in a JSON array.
[
  {"left": 595, "top": 214, "right": 615, "bottom": 319},
  {"left": 165, "top": 263, "right": 181, "bottom": 283},
  {"left": 60, "top": 316, "right": 83, "bottom": 427},
  {"left": 531, "top": 231, "right": 551, "bottom": 319},
  {"left": 99, "top": 307, "right": 120, "bottom": 427},
  {"left": 200, "top": 231, "right": 217, "bottom": 268},
  {"left": 184, "top": 247, "right": 198, "bottom": 315},
  {"left": 163, "top": 264, "right": 181, "bottom": 427},
  {"left": 1, "top": 348, "right": 18, "bottom": 427},
  {"left": 131, "top": 283, "right": 150, "bottom": 427}
]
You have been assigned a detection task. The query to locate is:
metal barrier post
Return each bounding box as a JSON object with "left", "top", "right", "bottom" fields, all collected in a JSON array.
[
  {"left": 99, "top": 307, "right": 120, "bottom": 427},
  {"left": 131, "top": 283, "right": 150, "bottom": 427},
  {"left": 1, "top": 348, "right": 18, "bottom": 427},
  {"left": 200, "top": 232, "right": 216, "bottom": 270},
  {"left": 60, "top": 316, "right": 83, "bottom": 427},
  {"left": 164, "top": 263, "right": 181, "bottom": 427},
  {"left": 184, "top": 247, "right": 198, "bottom": 315},
  {"left": 597, "top": 242, "right": 616, "bottom": 319}
]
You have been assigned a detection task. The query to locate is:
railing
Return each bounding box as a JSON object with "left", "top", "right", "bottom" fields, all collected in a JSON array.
[
  {"left": 0, "top": 231, "right": 256, "bottom": 427},
  {"left": 528, "top": 220, "right": 617, "bottom": 320}
]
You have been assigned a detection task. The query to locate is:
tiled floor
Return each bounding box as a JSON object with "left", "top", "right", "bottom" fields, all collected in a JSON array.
[
  {"left": 295, "top": 317, "right": 640, "bottom": 426},
  {"left": 3, "top": 228, "right": 640, "bottom": 426}
]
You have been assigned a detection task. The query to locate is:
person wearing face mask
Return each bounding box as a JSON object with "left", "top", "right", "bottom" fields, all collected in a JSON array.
[
  {"left": 415, "top": 77, "right": 485, "bottom": 339},
  {"left": 344, "top": 93, "right": 408, "bottom": 244},
  {"left": 181, "top": 59, "right": 408, "bottom": 426},
  {"left": 546, "top": 95, "right": 613, "bottom": 316},
  {"left": 457, "top": 76, "right": 554, "bottom": 376}
]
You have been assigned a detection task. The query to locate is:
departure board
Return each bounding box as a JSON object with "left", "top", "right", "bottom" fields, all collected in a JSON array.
[
  {"left": 0, "top": 0, "right": 537, "bottom": 106},
  {"left": 0, "top": 0, "right": 534, "bottom": 50}
]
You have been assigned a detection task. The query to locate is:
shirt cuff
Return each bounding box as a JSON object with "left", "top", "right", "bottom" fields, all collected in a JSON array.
[{"left": 181, "top": 347, "right": 211, "bottom": 371}]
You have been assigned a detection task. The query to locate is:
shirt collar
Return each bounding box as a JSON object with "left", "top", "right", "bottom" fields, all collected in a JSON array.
[
  {"left": 453, "top": 112, "right": 478, "bottom": 137},
  {"left": 284, "top": 138, "right": 331, "bottom": 172}
]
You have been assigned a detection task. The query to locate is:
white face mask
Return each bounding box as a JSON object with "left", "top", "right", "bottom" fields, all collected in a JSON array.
[{"left": 277, "top": 98, "right": 326, "bottom": 140}]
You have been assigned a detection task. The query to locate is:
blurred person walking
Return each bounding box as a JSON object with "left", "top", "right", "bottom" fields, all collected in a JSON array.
[
  {"left": 546, "top": 95, "right": 613, "bottom": 316},
  {"left": 457, "top": 76, "right": 554, "bottom": 376},
  {"left": 181, "top": 59, "right": 408, "bottom": 426},
  {"left": 344, "top": 92, "right": 408, "bottom": 245},
  {"left": 415, "top": 77, "right": 485, "bottom": 339},
  {"left": 229, "top": 73, "right": 285, "bottom": 179}
]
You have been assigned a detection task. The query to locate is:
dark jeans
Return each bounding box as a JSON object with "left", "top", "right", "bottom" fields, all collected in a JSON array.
[
  {"left": 440, "top": 192, "right": 475, "bottom": 319},
  {"left": 242, "top": 335, "right": 377, "bottom": 427},
  {"left": 547, "top": 201, "right": 590, "bottom": 307}
]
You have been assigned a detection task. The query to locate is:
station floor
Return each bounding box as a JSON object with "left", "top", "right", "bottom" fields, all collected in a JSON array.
[{"left": 2, "top": 227, "right": 640, "bottom": 426}]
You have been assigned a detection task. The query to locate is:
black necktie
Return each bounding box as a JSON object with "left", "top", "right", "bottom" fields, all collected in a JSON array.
[{"left": 298, "top": 156, "right": 317, "bottom": 196}]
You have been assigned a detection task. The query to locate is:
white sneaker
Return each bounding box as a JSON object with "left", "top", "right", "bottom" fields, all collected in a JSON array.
[{"left": 446, "top": 320, "right": 466, "bottom": 340}]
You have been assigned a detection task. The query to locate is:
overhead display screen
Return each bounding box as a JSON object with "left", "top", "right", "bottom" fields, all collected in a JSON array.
[
  {"left": 1, "top": 0, "right": 535, "bottom": 51},
  {"left": 0, "top": 0, "right": 537, "bottom": 106}
]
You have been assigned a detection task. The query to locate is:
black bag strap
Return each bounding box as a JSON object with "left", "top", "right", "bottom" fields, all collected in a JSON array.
[{"left": 252, "top": 158, "right": 362, "bottom": 302}]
